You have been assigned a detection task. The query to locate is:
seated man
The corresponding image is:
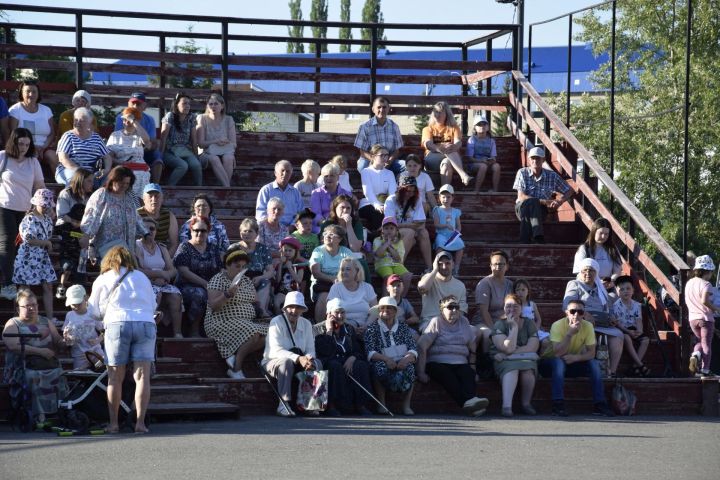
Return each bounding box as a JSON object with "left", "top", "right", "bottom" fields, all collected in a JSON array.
[
  {"left": 417, "top": 251, "right": 468, "bottom": 333},
  {"left": 256, "top": 160, "right": 304, "bottom": 229},
  {"left": 137, "top": 183, "right": 179, "bottom": 256},
  {"left": 538, "top": 299, "right": 614, "bottom": 417},
  {"left": 354, "top": 96, "right": 405, "bottom": 175},
  {"left": 261, "top": 291, "right": 321, "bottom": 417},
  {"left": 114, "top": 92, "right": 163, "bottom": 183},
  {"left": 512, "top": 146, "right": 572, "bottom": 243}
]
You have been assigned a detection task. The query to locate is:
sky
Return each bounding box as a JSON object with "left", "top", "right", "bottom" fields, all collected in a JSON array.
[{"left": 1, "top": 0, "right": 601, "bottom": 55}]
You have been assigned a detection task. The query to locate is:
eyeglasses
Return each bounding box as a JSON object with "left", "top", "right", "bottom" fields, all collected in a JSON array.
[
  {"left": 192, "top": 229, "right": 208, "bottom": 234},
  {"left": 444, "top": 304, "right": 460, "bottom": 311},
  {"left": 568, "top": 308, "right": 585, "bottom": 315},
  {"left": 323, "top": 233, "right": 339, "bottom": 239}
]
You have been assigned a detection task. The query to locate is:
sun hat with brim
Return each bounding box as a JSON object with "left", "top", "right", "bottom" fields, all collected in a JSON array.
[
  {"left": 694, "top": 255, "right": 715, "bottom": 271},
  {"left": 30, "top": 188, "right": 55, "bottom": 208},
  {"left": 283, "top": 291, "right": 308, "bottom": 311},
  {"left": 377, "top": 296, "right": 398, "bottom": 310}
]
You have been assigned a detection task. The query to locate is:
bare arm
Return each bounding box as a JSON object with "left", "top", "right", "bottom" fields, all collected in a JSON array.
[{"left": 177, "top": 265, "right": 208, "bottom": 288}]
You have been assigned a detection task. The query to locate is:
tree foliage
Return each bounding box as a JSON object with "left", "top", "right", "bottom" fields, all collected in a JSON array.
[
  {"left": 339, "top": 0, "right": 352, "bottom": 53},
  {"left": 551, "top": 0, "right": 720, "bottom": 259},
  {"left": 287, "top": 0, "right": 305, "bottom": 54},
  {"left": 309, "top": 0, "right": 328, "bottom": 53},
  {"left": 153, "top": 29, "right": 214, "bottom": 90},
  {"left": 359, "top": 0, "right": 387, "bottom": 52}
]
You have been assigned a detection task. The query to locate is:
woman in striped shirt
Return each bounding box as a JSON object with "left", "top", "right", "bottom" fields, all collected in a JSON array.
[{"left": 56, "top": 107, "right": 111, "bottom": 186}]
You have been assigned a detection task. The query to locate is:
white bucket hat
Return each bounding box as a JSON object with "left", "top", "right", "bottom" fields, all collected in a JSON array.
[
  {"left": 694, "top": 255, "right": 715, "bottom": 271},
  {"left": 283, "top": 291, "right": 308, "bottom": 311}
]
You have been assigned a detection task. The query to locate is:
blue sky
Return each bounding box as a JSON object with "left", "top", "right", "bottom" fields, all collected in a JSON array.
[{"left": 2, "top": 0, "right": 599, "bottom": 55}]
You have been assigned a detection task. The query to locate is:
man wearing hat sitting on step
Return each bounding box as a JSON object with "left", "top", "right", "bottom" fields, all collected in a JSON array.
[
  {"left": 262, "top": 291, "right": 321, "bottom": 417},
  {"left": 114, "top": 92, "right": 163, "bottom": 183},
  {"left": 417, "top": 251, "right": 468, "bottom": 333},
  {"left": 512, "top": 146, "right": 572, "bottom": 244}
]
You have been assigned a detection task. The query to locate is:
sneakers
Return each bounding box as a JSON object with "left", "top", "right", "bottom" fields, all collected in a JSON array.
[
  {"left": 276, "top": 402, "right": 296, "bottom": 417},
  {"left": 55, "top": 286, "right": 66, "bottom": 300},
  {"left": 226, "top": 368, "right": 246, "bottom": 380},
  {"left": 593, "top": 402, "right": 615, "bottom": 417},
  {"left": 698, "top": 370, "right": 717, "bottom": 378},
  {"left": 0, "top": 284, "right": 17, "bottom": 300},
  {"left": 225, "top": 356, "right": 236, "bottom": 369},
  {"left": 689, "top": 355, "right": 699, "bottom": 375},
  {"left": 552, "top": 401, "right": 569, "bottom": 417},
  {"left": 462, "top": 396, "right": 490, "bottom": 416}
]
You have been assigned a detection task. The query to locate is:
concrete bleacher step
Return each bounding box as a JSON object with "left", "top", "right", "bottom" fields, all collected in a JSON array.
[{"left": 147, "top": 402, "right": 239, "bottom": 417}]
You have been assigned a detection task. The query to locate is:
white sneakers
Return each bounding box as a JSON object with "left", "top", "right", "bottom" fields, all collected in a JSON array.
[
  {"left": 226, "top": 369, "right": 246, "bottom": 380},
  {"left": 462, "top": 396, "right": 490, "bottom": 417},
  {"left": 0, "top": 284, "right": 17, "bottom": 301},
  {"left": 689, "top": 354, "right": 699, "bottom": 375},
  {"left": 277, "top": 402, "right": 296, "bottom": 417}
]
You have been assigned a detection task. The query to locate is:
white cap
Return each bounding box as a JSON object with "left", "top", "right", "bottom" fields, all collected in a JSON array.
[
  {"left": 326, "top": 298, "right": 345, "bottom": 313},
  {"left": 65, "top": 284, "right": 87, "bottom": 307},
  {"left": 528, "top": 146, "right": 545, "bottom": 159},
  {"left": 283, "top": 291, "right": 308, "bottom": 311},
  {"left": 377, "top": 296, "right": 398, "bottom": 310},
  {"left": 473, "top": 114, "right": 488, "bottom": 125},
  {"left": 439, "top": 184, "right": 455, "bottom": 194}
]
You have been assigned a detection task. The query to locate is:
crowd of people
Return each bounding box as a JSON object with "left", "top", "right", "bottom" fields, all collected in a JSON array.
[{"left": 0, "top": 87, "right": 715, "bottom": 425}]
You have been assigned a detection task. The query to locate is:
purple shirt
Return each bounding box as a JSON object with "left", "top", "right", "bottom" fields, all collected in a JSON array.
[{"left": 309, "top": 184, "right": 352, "bottom": 233}]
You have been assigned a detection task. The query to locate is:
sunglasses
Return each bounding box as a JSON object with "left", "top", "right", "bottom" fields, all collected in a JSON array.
[
  {"left": 445, "top": 304, "right": 460, "bottom": 311},
  {"left": 568, "top": 308, "right": 585, "bottom": 315}
]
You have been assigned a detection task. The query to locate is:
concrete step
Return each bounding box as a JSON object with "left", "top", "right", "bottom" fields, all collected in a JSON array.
[{"left": 147, "top": 401, "right": 239, "bottom": 417}]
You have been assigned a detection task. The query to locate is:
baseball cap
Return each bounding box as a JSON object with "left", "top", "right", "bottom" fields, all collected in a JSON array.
[
  {"left": 65, "top": 284, "right": 87, "bottom": 307},
  {"left": 129, "top": 92, "right": 146, "bottom": 103},
  {"left": 439, "top": 184, "right": 454, "bottom": 194},
  {"left": 143, "top": 183, "right": 162, "bottom": 194},
  {"left": 528, "top": 146, "right": 545, "bottom": 158},
  {"left": 386, "top": 274, "right": 403, "bottom": 287}
]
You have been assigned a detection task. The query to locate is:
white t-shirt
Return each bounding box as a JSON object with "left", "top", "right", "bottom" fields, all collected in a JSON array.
[
  {"left": 384, "top": 194, "right": 426, "bottom": 223},
  {"left": 0, "top": 152, "right": 44, "bottom": 212},
  {"left": 415, "top": 171, "right": 435, "bottom": 205},
  {"left": 359, "top": 167, "right": 396, "bottom": 209},
  {"left": 9, "top": 103, "right": 54, "bottom": 146},
  {"left": 573, "top": 244, "right": 621, "bottom": 279},
  {"left": 327, "top": 281, "right": 377, "bottom": 328}
]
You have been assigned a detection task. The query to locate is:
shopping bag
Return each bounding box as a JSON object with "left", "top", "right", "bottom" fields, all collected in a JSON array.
[
  {"left": 295, "top": 370, "right": 328, "bottom": 412},
  {"left": 595, "top": 334, "right": 610, "bottom": 377},
  {"left": 611, "top": 381, "right": 637, "bottom": 416}
]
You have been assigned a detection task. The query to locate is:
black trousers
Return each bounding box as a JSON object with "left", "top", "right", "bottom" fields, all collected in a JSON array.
[
  {"left": 514, "top": 198, "right": 548, "bottom": 242},
  {"left": 0, "top": 207, "right": 25, "bottom": 285},
  {"left": 325, "top": 357, "right": 372, "bottom": 410},
  {"left": 426, "top": 362, "right": 477, "bottom": 407}
]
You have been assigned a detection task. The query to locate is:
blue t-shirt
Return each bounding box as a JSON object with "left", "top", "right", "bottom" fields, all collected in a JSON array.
[
  {"left": 114, "top": 112, "right": 157, "bottom": 139},
  {"left": 0, "top": 98, "right": 8, "bottom": 119}
]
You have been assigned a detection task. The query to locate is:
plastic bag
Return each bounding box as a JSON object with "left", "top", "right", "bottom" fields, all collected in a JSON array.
[
  {"left": 595, "top": 334, "right": 610, "bottom": 377},
  {"left": 611, "top": 382, "right": 637, "bottom": 416},
  {"left": 295, "top": 370, "right": 328, "bottom": 412}
]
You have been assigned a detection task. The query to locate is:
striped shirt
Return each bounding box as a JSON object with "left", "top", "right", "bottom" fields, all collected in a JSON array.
[
  {"left": 57, "top": 130, "right": 108, "bottom": 173},
  {"left": 354, "top": 116, "right": 404, "bottom": 154},
  {"left": 512, "top": 166, "right": 570, "bottom": 202},
  {"left": 137, "top": 206, "right": 172, "bottom": 244}
]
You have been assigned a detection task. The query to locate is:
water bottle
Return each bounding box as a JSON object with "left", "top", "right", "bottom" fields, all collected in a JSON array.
[{"left": 78, "top": 248, "right": 88, "bottom": 273}]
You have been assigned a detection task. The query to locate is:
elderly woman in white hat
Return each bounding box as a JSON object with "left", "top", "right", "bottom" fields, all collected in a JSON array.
[
  {"left": 261, "top": 291, "right": 321, "bottom": 417},
  {"left": 314, "top": 298, "right": 373, "bottom": 416},
  {"left": 685, "top": 255, "right": 719, "bottom": 377},
  {"left": 563, "top": 257, "right": 624, "bottom": 377},
  {"left": 364, "top": 296, "right": 418, "bottom": 415}
]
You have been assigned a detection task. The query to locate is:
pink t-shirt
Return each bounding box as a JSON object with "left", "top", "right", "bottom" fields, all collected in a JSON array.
[{"left": 685, "top": 277, "right": 714, "bottom": 322}]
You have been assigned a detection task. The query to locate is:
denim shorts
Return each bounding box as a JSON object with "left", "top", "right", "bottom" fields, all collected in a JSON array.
[{"left": 105, "top": 321, "right": 157, "bottom": 366}]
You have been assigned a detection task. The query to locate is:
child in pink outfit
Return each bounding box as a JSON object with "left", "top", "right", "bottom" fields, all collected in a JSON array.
[{"left": 684, "top": 255, "right": 720, "bottom": 376}]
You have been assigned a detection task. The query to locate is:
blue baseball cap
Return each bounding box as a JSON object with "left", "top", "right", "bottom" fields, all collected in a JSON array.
[{"left": 143, "top": 183, "right": 162, "bottom": 194}]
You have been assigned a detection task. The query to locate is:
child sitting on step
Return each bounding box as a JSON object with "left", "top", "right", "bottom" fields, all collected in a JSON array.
[
  {"left": 373, "top": 216, "right": 412, "bottom": 297},
  {"left": 294, "top": 159, "right": 321, "bottom": 209},
  {"left": 611, "top": 275, "right": 651, "bottom": 377}
]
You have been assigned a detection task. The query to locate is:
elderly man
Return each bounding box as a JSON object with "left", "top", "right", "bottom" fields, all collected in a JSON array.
[
  {"left": 256, "top": 160, "right": 304, "bottom": 228},
  {"left": 114, "top": 92, "right": 163, "bottom": 183},
  {"left": 418, "top": 251, "right": 468, "bottom": 332},
  {"left": 354, "top": 96, "right": 405, "bottom": 175},
  {"left": 262, "top": 291, "right": 320, "bottom": 417},
  {"left": 136, "top": 183, "right": 179, "bottom": 256},
  {"left": 512, "top": 146, "right": 572, "bottom": 244},
  {"left": 538, "top": 299, "right": 614, "bottom": 417}
]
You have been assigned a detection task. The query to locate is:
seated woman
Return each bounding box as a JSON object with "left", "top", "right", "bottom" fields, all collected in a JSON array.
[
  {"left": 364, "top": 296, "right": 417, "bottom": 416},
  {"left": 490, "top": 293, "right": 539, "bottom": 417},
  {"left": 309, "top": 224, "right": 354, "bottom": 321},
  {"left": 2, "top": 288, "right": 68, "bottom": 424},
  {"left": 196, "top": 93, "right": 236, "bottom": 187},
  {"left": 417, "top": 294, "right": 489, "bottom": 417},
  {"left": 9, "top": 80, "right": 58, "bottom": 174},
  {"left": 315, "top": 298, "right": 373, "bottom": 416},
  {"left": 179, "top": 193, "right": 229, "bottom": 252},
  {"left": 319, "top": 194, "right": 370, "bottom": 281},
  {"left": 358, "top": 144, "right": 397, "bottom": 234},
  {"left": 160, "top": 92, "right": 202, "bottom": 186},
  {"left": 235, "top": 217, "right": 275, "bottom": 318},
  {"left": 206, "top": 245, "right": 268, "bottom": 380},
  {"left": 56, "top": 107, "right": 112, "bottom": 186},
  {"left": 258, "top": 197, "right": 289, "bottom": 257},
  {"left": 310, "top": 163, "right": 353, "bottom": 232},
  {"left": 173, "top": 215, "right": 224, "bottom": 337},
  {"left": 422, "top": 101, "right": 473, "bottom": 187},
  {"left": 327, "top": 257, "right": 377, "bottom": 335},
  {"left": 384, "top": 175, "right": 432, "bottom": 273},
  {"left": 106, "top": 107, "right": 151, "bottom": 200},
  {"left": 563, "top": 258, "right": 624, "bottom": 378},
  {"left": 135, "top": 217, "right": 183, "bottom": 338},
  {"left": 573, "top": 217, "right": 623, "bottom": 284}
]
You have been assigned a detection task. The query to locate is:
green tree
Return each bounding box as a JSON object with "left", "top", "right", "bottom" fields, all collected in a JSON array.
[
  {"left": 339, "top": 0, "right": 352, "bottom": 53},
  {"left": 556, "top": 0, "right": 720, "bottom": 258},
  {"left": 155, "top": 29, "right": 214, "bottom": 90},
  {"left": 287, "top": 0, "right": 305, "bottom": 54},
  {"left": 359, "top": 0, "right": 387, "bottom": 52},
  {"left": 309, "top": 0, "right": 328, "bottom": 53}
]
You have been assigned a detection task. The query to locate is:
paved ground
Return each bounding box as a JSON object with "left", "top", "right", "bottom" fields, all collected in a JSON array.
[{"left": 1, "top": 415, "right": 719, "bottom": 479}]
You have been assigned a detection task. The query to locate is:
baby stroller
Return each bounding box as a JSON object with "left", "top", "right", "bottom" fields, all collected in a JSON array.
[{"left": 57, "top": 358, "right": 137, "bottom": 434}]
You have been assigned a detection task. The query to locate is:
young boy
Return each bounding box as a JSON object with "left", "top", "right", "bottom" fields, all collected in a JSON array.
[
  {"left": 292, "top": 208, "right": 319, "bottom": 262},
  {"left": 294, "top": 159, "right": 321, "bottom": 208},
  {"left": 611, "top": 275, "right": 651, "bottom": 376},
  {"left": 62, "top": 284, "right": 105, "bottom": 370}
]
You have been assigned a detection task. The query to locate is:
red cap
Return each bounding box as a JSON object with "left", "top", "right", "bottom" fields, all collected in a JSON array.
[{"left": 386, "top": 274, "right": 403, "bottom": 286}]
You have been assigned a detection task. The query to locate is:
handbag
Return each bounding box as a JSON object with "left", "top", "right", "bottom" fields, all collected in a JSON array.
[
  {"left": 25, "top": 354, "right": 60, "bottom": 370},
  {"left": 611, "top": 380, "right": 637, "bottom": 415},
  {"left": 592, "top": 311, "right": 612, "bottom": 329},
  {"left": 295, "top": 369, "right": 328, "bottom": 412},
  {"left": 281, "top": 313, "right": 304, "bottom": 357},
  {"left": 595, "top": 334, "right": 610, "bottom": 377}
]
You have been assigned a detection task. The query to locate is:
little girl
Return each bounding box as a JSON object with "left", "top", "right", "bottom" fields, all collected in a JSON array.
[
  {"left": 13, "top": 189, "right": 57, "bottom": 321},
  {"left": 685, "top": 255, "right": 719, "bottom": 377},
  {"left": 373, "top": 217, "right": 412, "bottom": 297},
  {"left": 432, "top": 184, "right": 465, "bottom": 275},
  {"left": 274, "top": 237, "right": 306, "bottom": 312},
  {"left": 513, "top": 278, "right": 550, "bottom": 354},
  {"left": 62, "top": 284, "right": 105, "bottom": 370},
  {"left": 466, "top": 115, "right": 499, "bottom": 193},
  {"left": 403, "top": 154, "right": 436, "bottom": 212},
  {"left": 294, "top": 159, "right": 321, "bottom": 208}
]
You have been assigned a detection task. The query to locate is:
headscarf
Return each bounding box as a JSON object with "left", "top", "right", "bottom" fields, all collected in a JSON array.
[{"left": 577, "top": 258, "right": 608, "bottom": 306}]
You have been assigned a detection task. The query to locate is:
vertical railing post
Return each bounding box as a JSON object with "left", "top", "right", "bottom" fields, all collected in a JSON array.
[
  {"left": 485, "top": 38, "right": 493, "bottom": 130},
  {"left": 221, "top": 21, "right": 229, "bottom": 100},
  {"left": 511, "top": 27, "right": 521, "bottom": 133},
  {"left": 314, "top": 40, "right": 321, "bottom": 133},
  {"left": 369, "top": 27, "right": 377, "bottom": 110},
  {"left": 527, "top": 25, "right": 533, "bottom": 84},
  {"left": 461, "top": 44, "right": 468, "bottom": 137},
  {"left": 159, "top": 35, "right": 166, "bottom": 120},
  {"left": 609, "top": 1, "right": 617, "bottom": 179},
  {"left": 3, "top": 26, "right": 11, "bottom": 81},
  {"left": 75, "top": 14, "right": 83, "bottom": 88},
  {"left": 565, "top": 14, "right": 573, "bottom": 127}
]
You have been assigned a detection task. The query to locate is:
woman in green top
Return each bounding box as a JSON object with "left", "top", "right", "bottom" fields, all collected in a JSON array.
[{"left": 490, "top": 293, "right": 539, "bottom": 417}]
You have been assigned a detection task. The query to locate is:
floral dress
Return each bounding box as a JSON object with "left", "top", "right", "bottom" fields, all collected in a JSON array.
[
  {"left": 364, "top": 319, "right": 417, "bottom": 392},
  {"left": 258, "top": 220, "right": 289, "bottom": 255},
  {"left": 13, "top": 213, "right": 57, "bottom": 285},
  {"left": 179, "top": 215, "right": 229, "bottom": 252},
  {"left": 173, "top": 240, "right": 224, "bottom": 321},
  {"left": 204, "top": 271, "right": 268, "bottom": 358}
]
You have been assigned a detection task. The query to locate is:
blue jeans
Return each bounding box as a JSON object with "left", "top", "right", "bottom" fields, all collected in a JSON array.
[
  {"left": 105, "top": 321, "right": 157, "bottom": 366},
  {"left": 538, "top": 357, "right": 604, "bottom": 403},
  {"left": 164, "top": 145, "right": 203, "bottom": 186},
  {"left": 356, "top": 157, "right": 405, "bottom": 176}
]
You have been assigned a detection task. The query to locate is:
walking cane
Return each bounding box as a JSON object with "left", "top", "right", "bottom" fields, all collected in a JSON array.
[
  {"left": 258, "top": 361, "right": 295, "bottom": 416},
  {"left": 346, "top": 372, "right": 394, "bottom": 417}
]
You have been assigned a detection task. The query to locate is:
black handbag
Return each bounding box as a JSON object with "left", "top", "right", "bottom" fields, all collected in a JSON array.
[{"left": 25, "top": 354, "right": 60, "bottom": 370}]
